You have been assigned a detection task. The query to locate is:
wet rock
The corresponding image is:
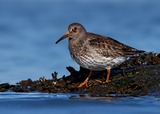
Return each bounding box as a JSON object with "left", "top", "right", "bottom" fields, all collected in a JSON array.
[
  {"left": 0, "top": 83, "right": 10, "bottom": 89},
  {"left": 12, "top": 85, "right": 25, "bottom": 92},
  {"left": 0, "top": 88, "right": 6, "bottom": 92},
  {"left": 52, "top": 72, "right": 58, "bottom": 84},
  {"left": 20, "top": 79, "right": 33, "bottom": 87}
]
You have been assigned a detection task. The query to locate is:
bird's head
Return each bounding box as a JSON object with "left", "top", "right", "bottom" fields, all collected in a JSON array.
[{"left": 55, "top": 23, "right": 86, "bottom": 44}]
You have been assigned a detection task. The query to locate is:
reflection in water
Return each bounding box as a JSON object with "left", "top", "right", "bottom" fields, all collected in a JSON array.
[{"left": 0, "top": 92, "right": 160, "bottom": 114}]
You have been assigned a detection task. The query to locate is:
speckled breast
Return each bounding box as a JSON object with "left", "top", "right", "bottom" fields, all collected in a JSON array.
[{"left": 69, "top": 45, "right": 127, "bottom": 71}]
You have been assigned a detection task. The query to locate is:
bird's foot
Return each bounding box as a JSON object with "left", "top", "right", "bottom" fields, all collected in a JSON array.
[
  {"left": 106, "top": 79, "right": 111, "bottom": 83},
  {"left": 78, "top": 80, "right": 89, "bottom": 88},
  {"left": 95, "top": 79, "right": 111, "bottom": 83}
]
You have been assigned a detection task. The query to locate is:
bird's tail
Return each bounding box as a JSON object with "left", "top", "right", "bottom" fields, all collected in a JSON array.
[{"left": 123, "top": 49, "right": 146, "bottom": 57}]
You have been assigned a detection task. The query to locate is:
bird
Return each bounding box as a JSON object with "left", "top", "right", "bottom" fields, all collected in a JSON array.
[{"left": 55, "top": 23, "right": 145, "bottom": 88}]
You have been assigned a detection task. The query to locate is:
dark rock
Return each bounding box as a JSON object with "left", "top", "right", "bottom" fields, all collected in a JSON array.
[{"left": 0, "top": 83, "right": 10, "bottom": 89}]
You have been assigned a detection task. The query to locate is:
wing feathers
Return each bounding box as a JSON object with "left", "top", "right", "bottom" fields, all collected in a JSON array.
[{"left": 88, "top": 33, "right": 145, "bottom": 57}]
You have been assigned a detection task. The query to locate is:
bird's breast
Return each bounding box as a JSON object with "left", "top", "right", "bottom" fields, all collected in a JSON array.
[{"left": 68, "top": 44, "right": 127, "bottom": 71}]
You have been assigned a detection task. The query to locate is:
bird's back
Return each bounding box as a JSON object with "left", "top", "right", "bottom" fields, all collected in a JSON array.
[{"left": 87, "top": 32, "right": 145, "bottom": 58}]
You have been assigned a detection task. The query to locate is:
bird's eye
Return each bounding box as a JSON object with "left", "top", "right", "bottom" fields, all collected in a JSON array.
[
  {"left": 74, "top": 27, "right": 77, "bottom": 31},
  {"left": 72, "top": 27, "right": 77, "bottom": 32}
]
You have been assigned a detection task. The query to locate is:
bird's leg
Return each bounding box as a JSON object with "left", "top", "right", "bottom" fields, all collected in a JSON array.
[
  {"left": 96, "top": 69, "right": 111, "bottom": 83},
  {"left": 105, "top": 69, "right": 111, "bottom": 82},
  {"left": 78, "top": 70, "right": 93, "bottom": 88}
]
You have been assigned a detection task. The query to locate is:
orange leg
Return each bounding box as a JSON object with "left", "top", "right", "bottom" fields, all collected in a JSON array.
[
  {"left": 106, "top": 69, "right": 111, "bottom": 82},
  {"left": 96, "top": 69, "right": 111, "bottom": 83},
  {"left": 78, "top": 70, "right": 93, "bottom": 88}
]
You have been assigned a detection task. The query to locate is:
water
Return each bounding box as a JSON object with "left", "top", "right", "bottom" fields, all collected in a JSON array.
[
  {"left": 0, "top": 92, "right": 160, "bottom": 114},
  {"left": 0, "top": 0, "right": 160, "bottom": 113}
]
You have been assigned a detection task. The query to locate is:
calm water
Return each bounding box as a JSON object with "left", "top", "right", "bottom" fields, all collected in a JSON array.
[
  {"left": 0, "top": 0, "right": 160, "bottom": 113},
  {"left": 0, "top": 92, "right": 160, "bottom": 114}
]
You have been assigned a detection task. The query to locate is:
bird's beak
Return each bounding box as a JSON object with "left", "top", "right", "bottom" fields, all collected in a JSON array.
[{"left": 56, "top": 31, "right": 70, "bottom": 44}]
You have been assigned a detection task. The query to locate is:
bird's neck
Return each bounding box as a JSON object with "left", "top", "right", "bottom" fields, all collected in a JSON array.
[
  {"left": 69, "top": 38, "right": 84, "bottom": 48},
  {"left": 69, "top": 34, "right": 86, "bottom": 45}
]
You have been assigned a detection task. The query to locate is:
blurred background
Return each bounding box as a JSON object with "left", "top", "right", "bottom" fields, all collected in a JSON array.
[{"left": 0, "top": 0, "right": 160, "bottom": 84}]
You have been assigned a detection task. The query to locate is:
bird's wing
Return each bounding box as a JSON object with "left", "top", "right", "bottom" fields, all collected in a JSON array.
[{"left": 88, "top": 33, "right": 145, "bottom": 57}]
